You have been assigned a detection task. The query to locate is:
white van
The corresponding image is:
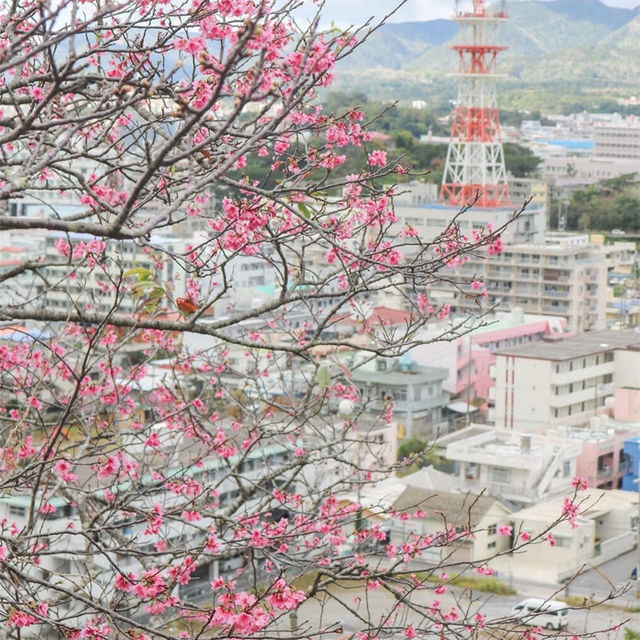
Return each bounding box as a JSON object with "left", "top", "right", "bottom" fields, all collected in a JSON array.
[{"left": 511, "top": 598, "right": 569, "bottom": 630}]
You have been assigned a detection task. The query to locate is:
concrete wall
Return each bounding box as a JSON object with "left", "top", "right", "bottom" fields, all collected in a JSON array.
[
  {"left": 614, "top": 350, "right": 640, "bottom": 390},
  {"left": 494, "top": 356, "right": 552, "bottom": 431},
  {"left": 498, "top": 518, "right": 595, "bottom": 584}
]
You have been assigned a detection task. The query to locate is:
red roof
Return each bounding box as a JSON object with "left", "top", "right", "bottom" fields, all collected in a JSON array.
[
  {"left": 367, "top": 306, "right": 414, "bottom": 326},
  {"left": 0, "top": 246, "right": 26, "bottom": 253},
  {"left": 340, "top": 306, "right": 414, "bottom": 327}
]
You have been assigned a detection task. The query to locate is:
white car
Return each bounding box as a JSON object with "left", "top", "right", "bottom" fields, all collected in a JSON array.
[{"left": 511, "top": 598, "right": 569, "bottom": 630}]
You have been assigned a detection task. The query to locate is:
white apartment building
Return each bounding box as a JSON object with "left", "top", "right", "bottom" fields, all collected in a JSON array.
[
  {"left": 541, "top": 154, "right": 638, "bottom": 186},
  {"left": 445, "top": 234, "right": 607, "bottom": 333},
  {"left": 42, "top": 231, "right": 188, "bottom": 316},
  {"left": 444, "top": 427, "right": 581, "bottom": 507},
  {"left": 394, "top": 191, "right": 546, "bottom": 246},
  {"left": 593, "top": 120, "right": 640, "bottom": 160},
  {"left": 493, "top": 329, "right": 640, "bottom": 431}
]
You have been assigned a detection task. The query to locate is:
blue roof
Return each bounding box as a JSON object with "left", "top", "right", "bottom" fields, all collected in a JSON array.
[{"left": 536, "top": 139, "right": 594, "bottom": 151}]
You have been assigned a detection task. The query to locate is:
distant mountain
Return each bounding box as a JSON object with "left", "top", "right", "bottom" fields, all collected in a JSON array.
[
  {"left": 341, "top": 20, "right": 458, "bottom": 71},
  {"left": 334, "top": 0, "right": 640, "bottom": 101},
  {"left": 541, "top": 0, "right": 639, "bottom": 29}
]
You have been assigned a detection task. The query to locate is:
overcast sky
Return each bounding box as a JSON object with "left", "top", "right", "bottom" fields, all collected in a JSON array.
[{"left": 298, "top": 0, "right": 640, "bottom": 26}]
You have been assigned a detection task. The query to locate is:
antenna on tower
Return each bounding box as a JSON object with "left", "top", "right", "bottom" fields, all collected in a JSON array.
[{"left": 473, "top": 0, "right": 486, "bottom": 16}]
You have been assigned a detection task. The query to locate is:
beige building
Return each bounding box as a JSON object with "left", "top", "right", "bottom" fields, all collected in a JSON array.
[
  {"left": 495, "top": 490, "right": 638, "bottom": 584},
  {"left": 389, "top": 486, "right": 512, "bottom": 564},
  {"left": 443, "top": 234, "right": 607, "bottom": 334},
  {"left": 493, "top": 329, "right": 640, "bottom": 431},
  {"left": 593, "top": 121, "right": 640, "bottom": 160}
]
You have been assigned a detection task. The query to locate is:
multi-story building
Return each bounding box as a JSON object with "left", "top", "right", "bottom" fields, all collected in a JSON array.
[
  {"left": 593, "top": 120, "right": 640, "bottom": 160},
  {"left": 444, "top": 428, "right": 581, "bottom": 507},
  {"left": 446, "top": 418, "right": 636, "bottom": 494},
  {"left": 394, "top": 201, "right": 546, "bottom": 246},
  {"left": 412, "top": 309, "right": 567, "bottom": 410},
  {"left": 541, "top": 154, "right": 638, "bottom": 186},
  {"left": 493, "top": 329, "right": 640, "bottom": 431},
  {"left": 42, "top": 231, "right": 188, "bottom": 317},
  {"left": 446, "top": 234, "right": 607, "bottom": 333},
  {"left": 508, "top": 176, "right": 550, "bottom": 213},
  {"left": 352, "top": 356, "right": 449, "bottom": 440}
]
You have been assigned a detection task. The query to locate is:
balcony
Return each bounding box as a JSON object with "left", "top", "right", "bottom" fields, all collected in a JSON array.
[
  {"left": 550, "top": 363, "right": 615, "bottom": 385},
  {"left": 542, "top": 289, "right": 571, "bottom": 299}
]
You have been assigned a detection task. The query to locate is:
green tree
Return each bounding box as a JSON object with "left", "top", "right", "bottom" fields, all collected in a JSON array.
[
  {"left": 503, "top": 142, "right": 542, "bottom": 177},
  {"left": 393, "top": 129, "right": 417, "bottom": 151},
  {"left": 397, "top": 437, "right": 428, "bottom": 461}
]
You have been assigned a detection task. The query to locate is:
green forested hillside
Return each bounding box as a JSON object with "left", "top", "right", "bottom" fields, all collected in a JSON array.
[{"left": 332, "top": 0, "right": 640, "bottom": 105}]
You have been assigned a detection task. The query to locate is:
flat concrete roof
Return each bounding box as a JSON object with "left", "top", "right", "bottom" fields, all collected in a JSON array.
[
  {"left": 496, "top": 329, "right": 640, "bottom": 361},
  {"left": 352, "top": 366, "right": 449, "bottom": 384}
]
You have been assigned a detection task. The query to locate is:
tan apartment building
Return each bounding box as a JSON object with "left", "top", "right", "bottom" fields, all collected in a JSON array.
[
  {"left": 593, "top": 121, "right": 640, "bottom": 160},
  {"left": 436, "top": 234, "right": 608, "bottom": 334}
]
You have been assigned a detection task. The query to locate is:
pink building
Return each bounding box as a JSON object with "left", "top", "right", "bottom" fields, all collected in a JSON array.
[
  {"left": 614, "top": 387, "right": 640, "bottom": 423},
  {"left": 413, "top": 310, "right": 567, "bottom": 413},
  {"left": 564, "top": 421, "right": 630, "bottom": 490}
]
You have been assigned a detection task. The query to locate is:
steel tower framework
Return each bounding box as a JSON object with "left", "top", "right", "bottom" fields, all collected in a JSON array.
[{"left": 440, "top": 0, "right": 510, "bottom": 208}]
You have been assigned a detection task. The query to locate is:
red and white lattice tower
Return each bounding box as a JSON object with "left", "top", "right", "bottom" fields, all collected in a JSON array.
[{"left": 440, "top": 0, "right": 510, "bottom": 208}]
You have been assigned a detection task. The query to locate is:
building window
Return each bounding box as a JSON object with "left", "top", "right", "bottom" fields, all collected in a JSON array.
[
  {"left": 563, "top": 461, "right": 571, "bottom": 477},
  {"left": 9, "top": 505, "right": 26, "bottom": 517},
  {"left": 490, "top": 467, "right": 511, "bottom": 483},
  {"left": 487, "top": 541, "right": 497, "bottom": 549},
  {"left": 487, "top": 524, "right": 497, "bottom": 535}
]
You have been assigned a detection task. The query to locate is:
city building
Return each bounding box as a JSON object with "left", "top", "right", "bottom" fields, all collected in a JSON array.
[
  {"left": 411, "top": 309, "right": 567, "bottom": 411},
  {"left": 445, "top": 234, "right": 607, "bottom": 333},
  {"left": 444, "top": 428, "right": 581, "bottom": 507},
  {"left": 394, "top": 200, "right": 546, "bottom": 246},
  {"left": 389, "top": 486, "right": 512, "bottom": 564},
  {"left": 494, "top": 490, "right": 638, "bottom": 584},
  {"left": 493, "top": 329, "right": 640, "bottom": 431},
  {"left": 593, "top": 119, "right": 640, "bottom": 161},
  {"left": 445, "top": 418, "right": 637, "bottom": 494},
  {"left": 352, "top": 356, "right": 449, "bottom": 440},
  {"left": 42, "top": 231, "right": 188, "bottom": 317}
]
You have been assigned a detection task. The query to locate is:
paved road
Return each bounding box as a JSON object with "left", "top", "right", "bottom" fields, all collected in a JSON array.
[
  {"left": 568, "top": 549, "right": 638, "bottom": 597},
  {"left": 292, "top": 581, "right": 640, "bottom": 638}
]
